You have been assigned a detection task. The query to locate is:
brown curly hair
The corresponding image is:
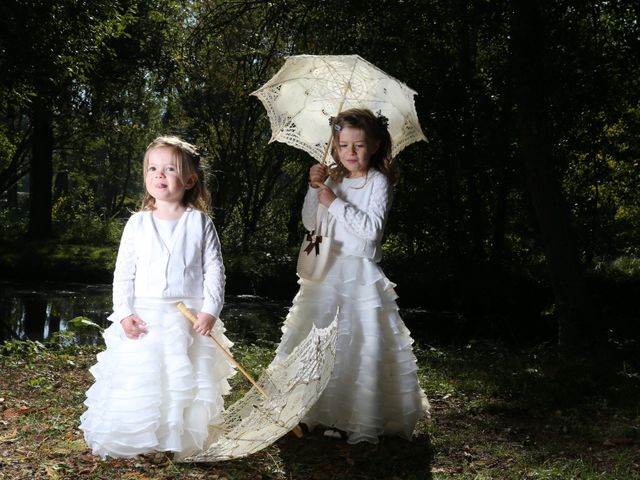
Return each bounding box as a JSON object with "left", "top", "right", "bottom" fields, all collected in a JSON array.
[{"left": 327, "top": 108, "right": 398, "bottom": 185}]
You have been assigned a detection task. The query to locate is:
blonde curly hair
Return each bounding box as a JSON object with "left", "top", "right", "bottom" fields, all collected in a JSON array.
[{"left": 141, "top": 136, "right": 210, "bottom": 212}]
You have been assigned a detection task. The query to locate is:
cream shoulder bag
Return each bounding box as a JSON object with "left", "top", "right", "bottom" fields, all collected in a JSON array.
[{"left": 296, "top": 206, "right": 333, "bottom": 281}]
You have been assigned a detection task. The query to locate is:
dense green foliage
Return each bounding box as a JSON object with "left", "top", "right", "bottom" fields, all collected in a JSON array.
[{"left": 0, "top": 1, "right": 639, "bottom": 348}]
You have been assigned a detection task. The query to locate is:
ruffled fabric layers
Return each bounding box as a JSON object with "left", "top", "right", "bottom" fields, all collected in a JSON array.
[
  {"left": 275, "top": 256, "right": 429, "bottom": 445},
  {"left": 80, "top": 298, "right": 235, "bottom": 459}
]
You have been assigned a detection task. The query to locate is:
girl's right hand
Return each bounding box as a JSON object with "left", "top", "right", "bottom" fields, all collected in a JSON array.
[
  {"left": 192, "top": 311, "right": 217, "bottom": 337},
  {"left": 309, "top": 164, "right": 328, "bottom": 188},
  {"left": 120, "top": 314, "right": 148, "bottom": 339}
]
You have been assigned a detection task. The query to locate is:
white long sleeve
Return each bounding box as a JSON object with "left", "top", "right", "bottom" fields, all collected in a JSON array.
[
  {"left": 110, "top": 217, "right": 137, "bottom": 323},
  {"left": 328, "top": 174, "right": 390, "bottom": 242},
  {"left": 302, "top": 186, "right": 321, "bottom": 231},
  {"left": 301, "top": 169, "right": 392, "bottom": 261},
  {"left": 201, "top": 217, "right": 225, "bottom": 318},
  {"left": 107, "top": 209, "right": 225, "bottom": 322}
]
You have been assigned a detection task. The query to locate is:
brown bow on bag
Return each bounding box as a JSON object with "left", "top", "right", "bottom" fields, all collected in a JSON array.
[
  {"left": 297, "top": 208, "right": 333, "bottom": 281},
  {"left": 303, "top": 231, "right": 323, "bottom": 256}
]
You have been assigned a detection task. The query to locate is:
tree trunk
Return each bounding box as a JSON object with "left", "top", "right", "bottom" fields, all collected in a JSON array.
[
  {"left": 24, "top": 297, "right": 47, "bottom": 340},
  {"left": 28, "top": 93, "right": 54, "bottom": 238},
  {"left": 490, "top": 89, "right": 514, "bottom": 271},
  {"left": 510, "top": 0, "right": 599, "bottom": 350},
  {"left": 458, "top": 3, "right": 484, "bottom": 263},
  {"left": 7, "top": 183, "right": 18, "bottom": 208}
]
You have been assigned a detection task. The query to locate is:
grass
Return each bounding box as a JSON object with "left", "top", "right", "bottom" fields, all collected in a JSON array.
[
  {"left": 0, "top": 336, "right": 639, "bottom": 479},
  {"left": 419, "top": 341, "right": 640, "bottom": 479}
]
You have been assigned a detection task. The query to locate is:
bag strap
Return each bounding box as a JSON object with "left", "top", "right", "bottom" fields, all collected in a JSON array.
[{"left": 315, "top": 205, "right": 333, "bottom": 236}]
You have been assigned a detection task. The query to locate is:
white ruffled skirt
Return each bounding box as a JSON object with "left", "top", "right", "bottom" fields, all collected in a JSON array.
[
  {"left": 79, "top": 298, "right": 235, "bottom": 459},
  {"left": 275, "top": 255, "right": 429, "bottom": 445}
]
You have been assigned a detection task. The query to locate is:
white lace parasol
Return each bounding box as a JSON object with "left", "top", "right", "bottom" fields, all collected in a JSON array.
[
  {"left": 176, "top": 314, "right": 338, "bottom": 462},
  {"left": 251, "top": 54, "right": 427, "bottom": 163}
]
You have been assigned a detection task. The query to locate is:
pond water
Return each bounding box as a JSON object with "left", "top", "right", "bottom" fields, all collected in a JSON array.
[
  {"left": 0, "top": 280, "right": 436, "bottom": 346},
  {"left": 0, "top": 281, "right": 289, "bottom": 345}
]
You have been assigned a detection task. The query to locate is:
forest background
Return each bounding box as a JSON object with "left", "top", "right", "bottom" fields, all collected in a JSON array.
[{"left": 0, "top": 0, "right": 639, "bottom": 353}]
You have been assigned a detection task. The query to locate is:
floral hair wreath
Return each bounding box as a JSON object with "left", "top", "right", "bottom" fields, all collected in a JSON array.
[
  {"left": 375, "top": 111, "right": 390, "bottom": 130},
  {"left": 328, "top": 116, "right": 341, "bottom": 132},
  {"left": 328, "top": 112, "right": 390, "bottom": 132}
]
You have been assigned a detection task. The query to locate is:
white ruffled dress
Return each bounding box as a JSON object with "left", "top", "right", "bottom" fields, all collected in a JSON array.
[
  {"left": 80, "top": 298, "right": 235, "bottom": 459},
  {"left": 276, "top": 171, "right": 429, "bottom": 445}
]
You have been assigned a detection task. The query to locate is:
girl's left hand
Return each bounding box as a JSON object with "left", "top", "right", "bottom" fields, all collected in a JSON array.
[
  {"left": 193, "top": 312, "right": 217, "bottom": 336},
  {"left": 318, "top": 184, "right": 336, "bottom": 207}
]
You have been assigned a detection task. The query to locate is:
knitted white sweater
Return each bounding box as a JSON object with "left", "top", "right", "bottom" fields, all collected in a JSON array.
[{"left": 302, "top": 168, "right": 392, "bottom": 262}]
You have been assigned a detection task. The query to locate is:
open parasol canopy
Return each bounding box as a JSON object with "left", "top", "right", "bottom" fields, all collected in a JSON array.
[
  {"left": 176, "top": 311, "right": 338, "bottom": 462},
  {"left": 251, "top": 54, "right": 427, "bottom": 163}
]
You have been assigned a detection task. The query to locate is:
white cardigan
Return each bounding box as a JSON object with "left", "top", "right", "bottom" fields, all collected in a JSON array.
[
  {"left": 302, "top": 169, "right": 392, "bottom": 262},
  {"left": 108, "top": 208, "right": 225, "bottom": 322}
]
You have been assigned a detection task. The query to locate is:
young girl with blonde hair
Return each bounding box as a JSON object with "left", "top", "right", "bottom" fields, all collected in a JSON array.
[{"left": 80, "top": 136, "right": 234, "bottom": 458}]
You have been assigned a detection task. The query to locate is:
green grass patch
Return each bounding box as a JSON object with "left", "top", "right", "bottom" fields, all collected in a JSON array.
[{"left": 0, "top": 336, "right": 638, "bottom": 479}]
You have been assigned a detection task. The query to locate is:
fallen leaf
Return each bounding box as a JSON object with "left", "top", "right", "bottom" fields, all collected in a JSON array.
[
  {"left": 52, "top": 440, "right": 87, "bottom": 454},
  {"left": 609, "top": 437, "right": 636, "bottom": 445},
  {"left": 44, "top": 463, "right": 60, "bottom": 480},
  {"left": 122, "top": 473, "right": 160, "bottom": 480},
  {"left": 472, "top": 458, "right": 497, "bottom": 467},
  {"left": 432, "top": 466, "right": 464, "bottom": 473},
  {"left": 0, "top": 428, "right": 18, "bottom": 443},
  {"left": 0, "top": 407, "right": 39, "bottom": 419}
]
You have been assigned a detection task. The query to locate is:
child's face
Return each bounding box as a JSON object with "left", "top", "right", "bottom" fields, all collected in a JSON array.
[
  {"left": 145, "top": 146, "right": 187, "bottom": 205},
  {"left": 336, "top": 126, "right": 378, "bottom": 178}
]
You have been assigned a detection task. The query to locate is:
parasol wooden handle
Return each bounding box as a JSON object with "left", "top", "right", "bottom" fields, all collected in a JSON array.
[
  {"left": 176, "top": 302, "right": 269, "bottom": 398},
  {"left": 176, "top": 302, "right": 304, "bottom": 438},
  {"left": 319, "top": 62, "right": 358, "bottom": 165}
]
